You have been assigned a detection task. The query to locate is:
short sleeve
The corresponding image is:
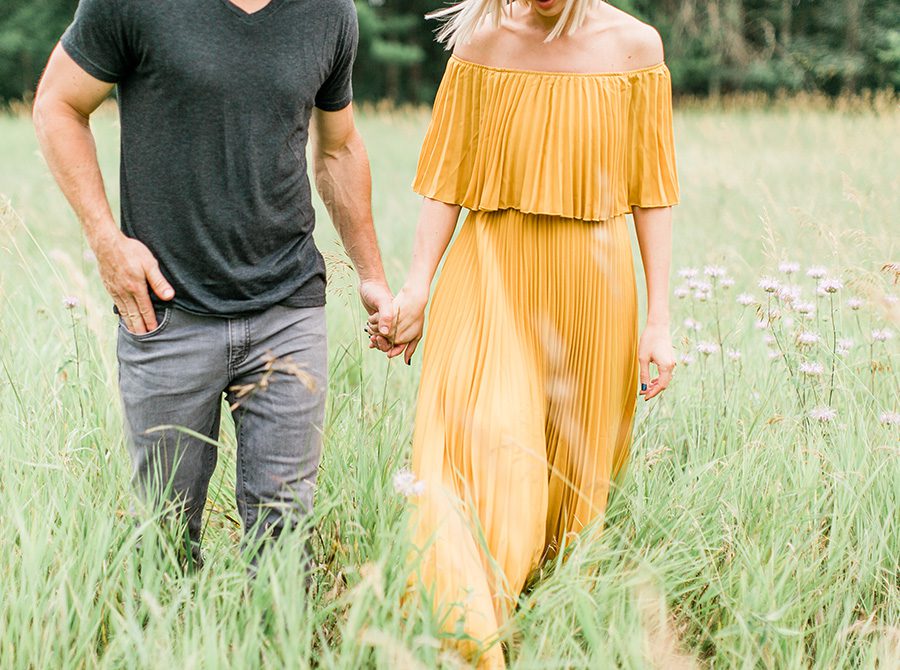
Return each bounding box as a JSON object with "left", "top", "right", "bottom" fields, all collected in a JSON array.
[
  {"left": 627, "top": 66, "right": 680, "bottom": 209},
  {"left": 315, "top": 6, "right": 358, "bottom": 112},
  {"left": 412, "top": 58, "right": 481, "bottom": 209},
  {"left": 60, "top": 0, "right": 135, "bottom": 84}
]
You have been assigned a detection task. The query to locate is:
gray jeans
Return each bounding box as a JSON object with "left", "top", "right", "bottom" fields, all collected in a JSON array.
[{"left": 116, "top": 302, "right": 327, "bottom": 563}]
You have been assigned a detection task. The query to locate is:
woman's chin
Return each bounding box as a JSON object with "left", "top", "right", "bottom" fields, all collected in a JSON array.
[{"left": 532, "top": 0, "right": 565, "bottom": 17}]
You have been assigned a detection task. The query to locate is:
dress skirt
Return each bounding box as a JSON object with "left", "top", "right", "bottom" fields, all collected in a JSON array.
[{"left": 408, "top": 208, "right": 639, "bottom": 666}]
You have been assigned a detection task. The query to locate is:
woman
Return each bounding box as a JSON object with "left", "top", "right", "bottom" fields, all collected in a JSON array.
[{"left": 369, "top": 1, "right": 678, "bottom": 665}]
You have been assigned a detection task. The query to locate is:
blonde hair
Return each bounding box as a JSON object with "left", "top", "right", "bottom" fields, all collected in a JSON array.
[{"left": 428, "top": 0, "right": 598, "bottom": 48}]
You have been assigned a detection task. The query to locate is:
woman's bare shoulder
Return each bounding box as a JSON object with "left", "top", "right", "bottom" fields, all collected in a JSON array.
[
  {"left": 448, "top": 4, "right": 665, "bottom": 73},
  {"left": 595, "top": 6, "right": 665, "bottom": 69},
  {"left": 451, "top": 17, "right": 512, "bottom": 64}
]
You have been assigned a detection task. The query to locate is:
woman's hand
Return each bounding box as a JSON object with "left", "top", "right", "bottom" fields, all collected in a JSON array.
[
  {"left": 638, "top": 322, "right": 676, "bottom": 400},
  {"left": 367, "top": 282, "right": 430, "bottom": 365}
]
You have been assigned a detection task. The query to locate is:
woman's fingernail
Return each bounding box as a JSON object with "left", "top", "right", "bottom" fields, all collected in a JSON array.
[{"left": 641, "top": 383, "right": 648, "bottom": 392}]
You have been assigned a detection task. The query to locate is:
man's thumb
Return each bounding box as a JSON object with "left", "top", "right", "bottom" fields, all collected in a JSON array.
[
  {"left": 146, "top": 263, "right": 174, "bottom": 301},
  {"left": 378, "top": 306, "right": 394, "bottom": 336}
]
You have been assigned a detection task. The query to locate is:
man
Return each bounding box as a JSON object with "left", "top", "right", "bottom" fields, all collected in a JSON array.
[{"left": 33, "top": 0, "right": 394, "bottom": 567}]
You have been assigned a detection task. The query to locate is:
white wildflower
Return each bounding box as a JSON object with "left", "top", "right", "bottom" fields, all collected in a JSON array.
[
  {"left": 846, "top": 297, "right": 864, "bottom": 310},
  {"left": 837, "top": 338, "right": 853, "bottom": 356},
  {"left": 679, "top": 352, "right": 695, "bottom": 366},
  {"left": 726, "top": 349, "right": 742, "bottom": 361},
  {"left": 778, "top": 285, "right": 802, "bottom": 303},
  {"left": 63, "top": 296, "right": 80, "bottom": 310},
  {"left": 808, "top": 406, "right": 837, "bottom": 423},
  {"left": 720, "top": 277, "right": 735, "bottom": 289},
  {"left": 393, "top": 469, "right": 426, "bottom": 498},
  {"left": 688, "top": 278, "right": 712, "bottom": 292},
  {"left": 678, "top": 267, "right": 698, "bottom": 279},
  {"left": 759, "top": 277, "right": 781, "bottom": 293},
  {"left": 794, "top": 301, "right": 816, "bottom": 315},
  {"left": 779, "top": 261, "right": 800, "bottom": 275},
  {"left": 755, "top": 318, "right": 770, "bottom": 330},
  {"left": 796, "top": 331, "right": 821, "bottom": 345},
  {"left": 763, "top": 334, "right": 776, "bottom": 345},
  {"left": 694, "top": 289, "right": 711, "bottom": 302},
  {"left": 879, "top": 411, "right": 900, "bottom": 426},
  {"left": 674, "top": 286, "right": 690, "bottom": 299},
  {"left": 683, "top": 318, "right": 703, "bottom": 332},
  {"left": 767, "top": 349, "right": 782, "bottom": 360},
  {"left": 704, "top": 265, "right": 727, "bottom": 278},
  {"left": 799, "top": 361, "right": 825, "bottom": 376},
  {"left": 820, "top": 278, "right": 843, "bottom": 293},
  {"left": 871, "top": 329, "right": 895, "bottom": 343},
  {"left": 696, "top": 341, "right": 719, "bottom": 356},
  {"left": 806, "top": 266, "right": 828, "bottom": 279},
  {"left": 737, "top": 293, "right": 755, "bottom": 306}
]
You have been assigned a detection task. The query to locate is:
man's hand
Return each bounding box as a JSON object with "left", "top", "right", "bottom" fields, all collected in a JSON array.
[
  {"left": 359, "top": 278, "right": 394, "bottom": 339},
  {"left": 33, "top": 45, "right": 176, "bottom": 334},
  {"left": 94, "top": 231, "right": 174, "bottom": 334},
  {"left": 367, "top": 283, "right": 428, "bottom": 365}
]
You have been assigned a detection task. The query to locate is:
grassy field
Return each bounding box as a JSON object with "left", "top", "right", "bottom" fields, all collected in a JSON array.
[{"left": 1, "top": 102, "right": 898, "bottom": 669}]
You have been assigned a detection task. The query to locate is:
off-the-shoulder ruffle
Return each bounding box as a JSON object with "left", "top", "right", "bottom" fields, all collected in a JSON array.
[{"left": 413, "top": 56, "right": 680, "bottom": 222}]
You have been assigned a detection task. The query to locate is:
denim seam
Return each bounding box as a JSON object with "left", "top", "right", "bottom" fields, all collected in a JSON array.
[
  {"left": 226, "top": 319, "right": 234, "bottom": 379},
  {"left": 227, "top": 318, "right": 252, "bottom": 376},
  {"left": 236, "top": 411, "right": 248, "bottom": 529},
  {"left": 244, "top": 318, "right": 251, "bottom": 366}
]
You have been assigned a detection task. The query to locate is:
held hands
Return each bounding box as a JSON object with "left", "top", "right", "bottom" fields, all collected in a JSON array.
[
  {"left": 365, "top": 289, "right": 678, "bottom": 401},
  {"left": 93, "top": 230, "right": 174, "bottom": 334},
  {"left": 365, "top": 283, "right": 428, "bottom": 365},
  {"left": 638, "top": 322, "right": 676, "bottom": 400},
  {"left": 359, "top": 278, "right": 396, "bottom": 338}
]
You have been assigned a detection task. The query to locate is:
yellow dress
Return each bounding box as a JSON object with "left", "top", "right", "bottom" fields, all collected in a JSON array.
[{"left": 408, "top": 56, "right": 680, "bottom": 667}]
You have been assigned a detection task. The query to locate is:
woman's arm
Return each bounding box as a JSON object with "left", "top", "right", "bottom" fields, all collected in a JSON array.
[
  {"left": 369, "top": 197, "right": 461, "bottom": 363},
  {"left": 633, "top": 205, "right": 676, "bottom": 400}
]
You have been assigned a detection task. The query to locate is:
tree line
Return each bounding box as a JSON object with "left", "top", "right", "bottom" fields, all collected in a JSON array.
[{"left": 1, "top": 1, "right": 897, "bottom": 105}]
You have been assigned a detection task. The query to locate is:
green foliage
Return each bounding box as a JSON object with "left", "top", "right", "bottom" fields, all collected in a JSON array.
[
  {"left": 639, "top": 0, "right": 899, "bottom": 95},
  {"left": 353, "top": 0, "right": 445, "bottom": 103},
  {"left": 0, "top": 0, "right": 78, "bottom": 101},
  {"left": 1, "top": 0, "right": 897, "bottom": 103}
]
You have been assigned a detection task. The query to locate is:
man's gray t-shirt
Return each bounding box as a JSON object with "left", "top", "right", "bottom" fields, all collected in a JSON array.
[{"left": 61, "top": 0, "right": 358, "bottom": 315}]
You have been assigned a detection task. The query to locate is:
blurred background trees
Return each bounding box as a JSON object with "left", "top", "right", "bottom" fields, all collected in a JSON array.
[
  {"left": 1, "top": 0, "right": 897, "bottom": 104},
  {"left": 0, "top": 0, "right": 78, "bottom": 102}
]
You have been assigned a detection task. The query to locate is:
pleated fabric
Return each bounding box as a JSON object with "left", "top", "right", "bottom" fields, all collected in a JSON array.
[
  {"left": 407, "top": 57, "right": 679, "bottom": 668},
  {"left": 413, "top": 56, "right": 680, "bottom": 221}
]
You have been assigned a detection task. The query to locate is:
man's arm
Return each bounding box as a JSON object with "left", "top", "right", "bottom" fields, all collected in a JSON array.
[
  {"left": 311, "top": 104, "right": 393, "bottom": 335},
  {"left": 33, "top": 45, "right": 173, "bottom": 334}
]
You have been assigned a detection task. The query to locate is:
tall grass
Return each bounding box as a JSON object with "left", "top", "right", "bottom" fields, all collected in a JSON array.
[{"left": 0, "top": 104, "right": 897, "bottom": 668}]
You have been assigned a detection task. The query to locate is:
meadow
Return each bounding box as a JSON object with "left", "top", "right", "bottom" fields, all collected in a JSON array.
[{"left": 0, "top": 99, "right": 898, "bottom": 669}]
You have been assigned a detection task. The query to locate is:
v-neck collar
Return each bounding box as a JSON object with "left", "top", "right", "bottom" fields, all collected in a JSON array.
[{"left": 219, "top": 0, "right": 286, "bottom": 23}]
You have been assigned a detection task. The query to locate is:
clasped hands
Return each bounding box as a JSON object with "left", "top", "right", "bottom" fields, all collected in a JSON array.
[
  {"left": 361, "top": 281, "right": 428, "bottom": 365},
  {"left": 360, "top": 280, "right": 676, "bottom": 400}
]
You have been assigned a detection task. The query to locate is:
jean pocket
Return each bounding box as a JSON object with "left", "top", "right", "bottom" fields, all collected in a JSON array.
[{"left": 119, "top": 306, "right": 172, "bottom": 341}]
